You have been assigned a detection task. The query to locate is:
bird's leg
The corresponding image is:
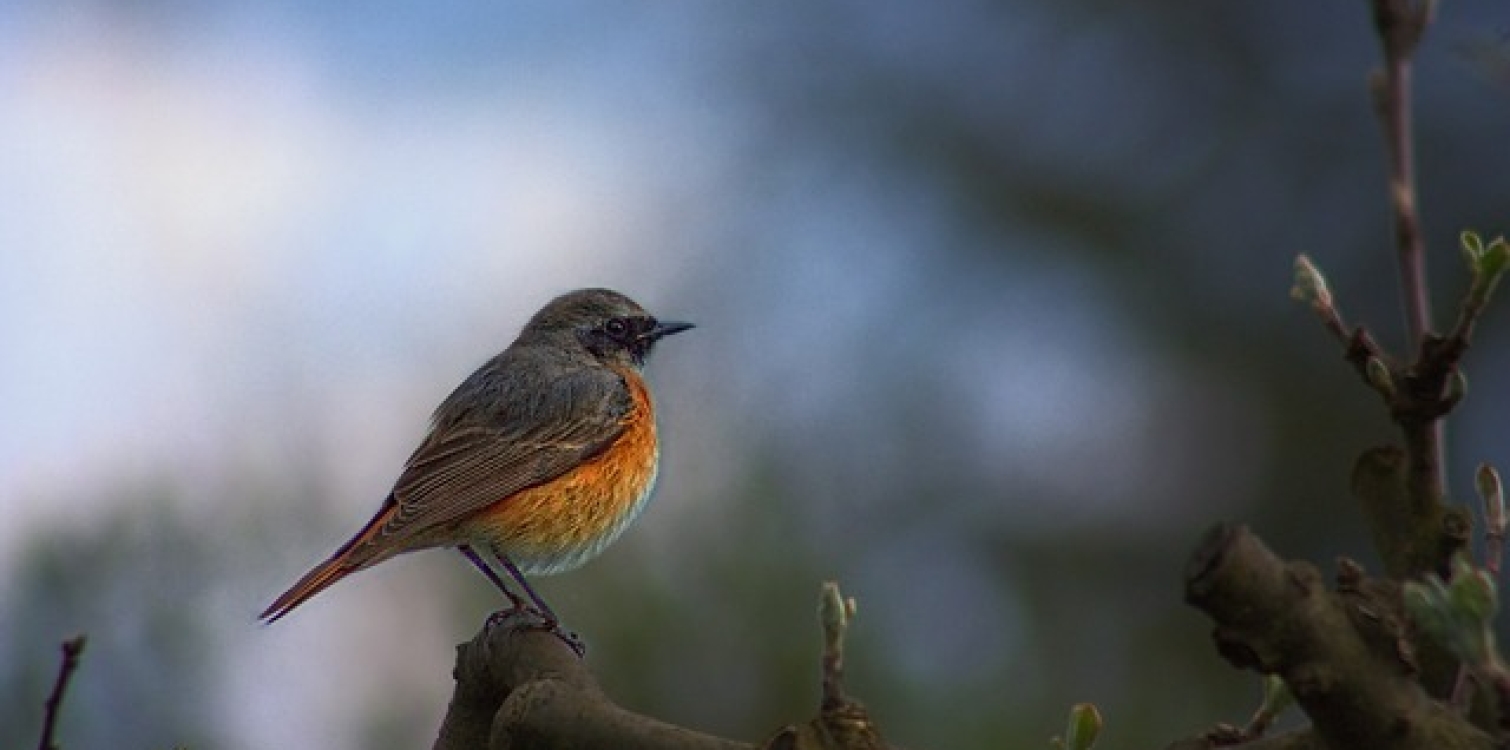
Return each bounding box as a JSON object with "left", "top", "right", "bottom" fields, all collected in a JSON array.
[
  {"left": 463, "top": 545, "right": 575, "bottom": 652},
  {"left": 490, "top": 545, "right": 586, "bottom": 657},
  {"left": 494, "top": 554, "right": 559, "bottom": 624},
  {"left": 458, "top": 544, "right": 527, "bottom": 611}
]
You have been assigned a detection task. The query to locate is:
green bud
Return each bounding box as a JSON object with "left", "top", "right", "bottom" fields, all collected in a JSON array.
[
  {"left": 1479, "top": 463, "right": 1505, "bottom": 537},
  {"left": 1449, "top": 564, "right": 1499, "bottom": 626},
  {"left": 1402, "top": 579, "right": 1434, "bottom": 615},
  {"left": 1479, "top": 236, "right": 1510, "bottom": 282},
  {"left": 1259, "top": 674, "right": 1294, "bottom": 716},
  {"left": 1429, "top": 570, "right": 1453, "bottom": 600},
  {"left": 1462, "top": 230, "right": 1486, "bottom": 264},
  {"left": 819, "top": 581, "right": 848, "bottom": 633},
  {"left": 1445, "top": 369, "right": 1468, "bottom": 405},
  {"left": 1064, "top": 703, "right": 1103, "bottom": 750},
  {"left": 1403, "top": 579, "right": 1449, "bottom": 639},
  {"left": 1406, "top": 556, "right": 1503, "bottom": 666},
  {"left": 1453, "top": 551, "right": 1477, "bottom": 580},
  {"left": 1290, "top": 254, "right": 1334, "bottom": 311},
  {"left": 1366, "top": 357, "right": 1395, "bottom": 398}
]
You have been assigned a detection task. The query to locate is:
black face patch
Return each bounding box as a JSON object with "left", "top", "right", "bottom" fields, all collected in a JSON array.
[{"left": 578, "top": 316, "right": 659, "bottom": 364}]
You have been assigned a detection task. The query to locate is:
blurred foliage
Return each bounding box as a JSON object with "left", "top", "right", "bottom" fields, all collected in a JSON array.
[{"left": 1, "top": 483, "right": 221, "bottom": 750}]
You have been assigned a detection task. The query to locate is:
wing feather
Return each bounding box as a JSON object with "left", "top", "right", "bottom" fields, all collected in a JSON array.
[{"left": 362, "top": 362, "right": 631, "bottom": 553}]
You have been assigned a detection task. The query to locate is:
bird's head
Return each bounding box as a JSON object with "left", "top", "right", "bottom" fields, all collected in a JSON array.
[{"left": 525, "top": 288, "right": 693, "bottom": 368}]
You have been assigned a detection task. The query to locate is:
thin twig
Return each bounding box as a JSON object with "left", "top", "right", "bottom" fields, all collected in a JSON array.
[
  {"left": 1488, "top": 531, "right": 1506, "bottom": 579},
  {"left": 1450, "top": 667, "right": 1476, "bottom": 713},
  {"left": 1378, "top": 58, "right": 1431, "bottom": 345},
  {"left": 1438, "top": 236, "right": 1508, "bottom": 368},
  {"left": 38, "top": 635, "right": 87, "bottom": 750},
  {"left": 1491, "top": 667, "right": 1510, "bottom": 739},
  {"left": 818, "top": 581, "right": 854, "bottom": 711},
  {"left": 1367, "top": 0, "right": 1449, "bottom": 519},
  {"left": 1292, "top": 254, "right": 1352, "bottom": 344},
  {"left": 1478, "top": 464, "right": 1506, "bottom": 577},
  {"left": 1368, "top": 0, "right": 1435, "bottom": 346},
  {"left": 813, "top": 583, "right": 887, "bottom": 750}
]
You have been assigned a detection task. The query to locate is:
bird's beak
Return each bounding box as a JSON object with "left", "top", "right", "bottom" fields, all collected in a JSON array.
[{"left": 644, "top": 320, "right": 694, "bottom": 341}]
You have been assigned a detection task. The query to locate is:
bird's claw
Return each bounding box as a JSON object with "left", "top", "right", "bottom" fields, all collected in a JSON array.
[{"left": 484, "top": 606, "right": 587, "bottom": 657}]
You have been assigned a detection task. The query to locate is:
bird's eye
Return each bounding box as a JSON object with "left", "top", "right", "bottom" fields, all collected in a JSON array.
[{"left": 604, "top": 317, "right": 629, "bottom": 339}]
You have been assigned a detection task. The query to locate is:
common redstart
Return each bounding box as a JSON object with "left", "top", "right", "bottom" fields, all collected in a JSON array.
[{"left": 260, "top": 288, "right": 692, "bottom": 640}]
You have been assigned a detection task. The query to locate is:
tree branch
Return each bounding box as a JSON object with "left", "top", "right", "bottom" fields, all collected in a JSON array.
[
  {"left": 1367, "top": 0, "right": 1450, "bottom": 531},
  {"left": 1367, "top": 0, "right": 1435, "bottom": 346},
  {"left": 37, "top": 635, "right": 86, "bottom": 750},
  {"left": 1183, "top": 524, "right": 1492, "bottom": 750},
  {"left": 432, "top": 610, "right": 748, "bottom": 750},
  {"left": 434, "top": 584, "right": 897, "bottom": 750},
  {"left": 1351, "top": 445, "right": 1470, "bottom": 583}
]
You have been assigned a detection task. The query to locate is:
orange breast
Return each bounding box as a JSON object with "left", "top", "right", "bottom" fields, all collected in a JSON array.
[{"left": 468, "top": 368, "right": 660, "bottom": 575}]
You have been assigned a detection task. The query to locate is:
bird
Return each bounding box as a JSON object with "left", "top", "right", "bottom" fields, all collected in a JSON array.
[{"left": 259, "top": 288, "right": 692, "bottom": 641}]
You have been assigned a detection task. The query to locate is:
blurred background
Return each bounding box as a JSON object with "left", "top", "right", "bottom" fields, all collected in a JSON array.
[{"left": 3, "top": 1, "right": 1508, "bottom": 748}]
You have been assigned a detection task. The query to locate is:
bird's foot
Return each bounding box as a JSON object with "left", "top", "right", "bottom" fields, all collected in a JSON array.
[
  {"left": 547, "top": 624, "right": 588, "bottom": 658},
  {"left": 484, "top": 606, "right": 587, "bottom": 658}
]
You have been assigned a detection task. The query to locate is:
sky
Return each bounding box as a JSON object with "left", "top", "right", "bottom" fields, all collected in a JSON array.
[
  {"left": 1, "top": 5, "right": 738, "bottom": 747},
  {"left": 1, "top": 1, "right": 714, "bottom": 518}
]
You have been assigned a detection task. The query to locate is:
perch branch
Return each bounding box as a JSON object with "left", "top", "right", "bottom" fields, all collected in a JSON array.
[
  {"left": 431, "top": 609, "right": 748, "bottom": 750},
  {"left": 434, "top": 584, "right": 898, "bottom": 750}
]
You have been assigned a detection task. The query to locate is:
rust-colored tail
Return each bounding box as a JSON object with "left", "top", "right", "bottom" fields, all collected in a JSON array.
[
  {"left": 260, "top": 498, "right": 396, "bottom": 623},
  {"left": 259, "top": 555, "right": 357, "bottom": 623}
]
